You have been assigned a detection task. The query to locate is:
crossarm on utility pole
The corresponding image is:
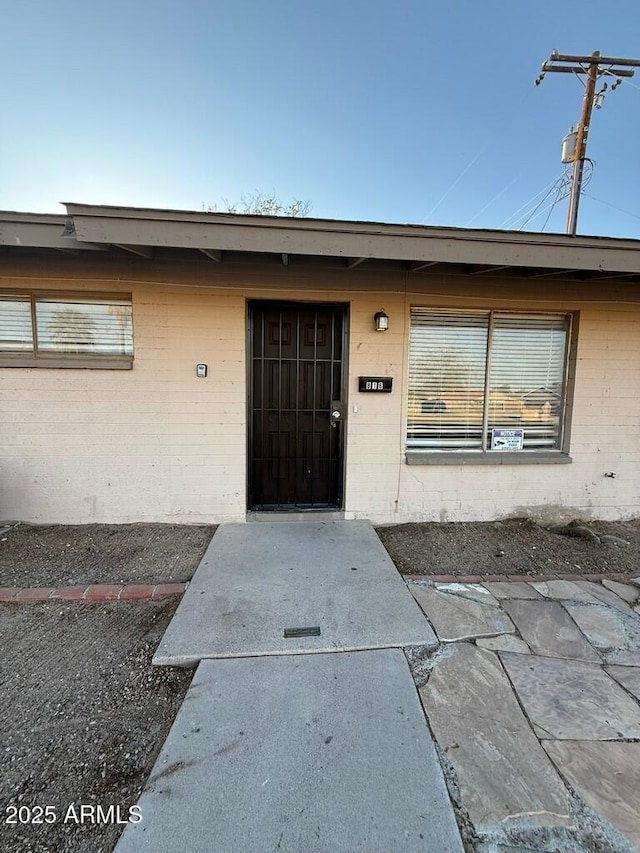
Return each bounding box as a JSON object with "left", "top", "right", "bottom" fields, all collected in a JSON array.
[
  {"left": 541, "top": 63, "right": 635, "bottom": 77},
  {"left": 549, "top": 53, "right": 640, "bottom": 67},
  {"left": 537, "top": 49, "right": 640, "bottom": 235}
]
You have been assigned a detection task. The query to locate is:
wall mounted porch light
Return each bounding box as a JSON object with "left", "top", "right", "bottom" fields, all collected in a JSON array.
[{"left": 374, "top": 310, "right": 389, "bottom": 332}]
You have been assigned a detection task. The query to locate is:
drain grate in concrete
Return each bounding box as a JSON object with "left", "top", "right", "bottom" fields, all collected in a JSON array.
[{"left": 284, "top": 626, "right": 321, "bottom": 638}]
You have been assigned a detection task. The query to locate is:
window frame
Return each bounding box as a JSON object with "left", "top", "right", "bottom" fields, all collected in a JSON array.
[
  {"left": 0, "top": 290, "right": 134, "bottom": 369},
  {"left": 405, "top": 306, "right": 578, "bottom": 465}
]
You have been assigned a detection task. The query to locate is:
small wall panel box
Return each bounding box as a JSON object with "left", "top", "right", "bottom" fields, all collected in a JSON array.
[{"left": 196, "top": 364, "right": 208, "bottom": 378}]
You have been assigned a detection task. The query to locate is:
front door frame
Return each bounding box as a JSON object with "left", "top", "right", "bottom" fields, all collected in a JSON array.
[{"left": 246, "top": 298, "right": 349, "bottom": 511}]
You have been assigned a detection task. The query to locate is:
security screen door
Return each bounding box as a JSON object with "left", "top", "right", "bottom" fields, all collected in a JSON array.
[{"left": 249, "top": 301, "right": 345, "bottom": 509}]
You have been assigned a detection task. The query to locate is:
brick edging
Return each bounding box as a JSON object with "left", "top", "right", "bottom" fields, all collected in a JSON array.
[
  {"left": 403, "top": 572, "right": 637, "bottom": 584},
  {"left": 0, "top": 582, "right": 187, "bottom": 603}
]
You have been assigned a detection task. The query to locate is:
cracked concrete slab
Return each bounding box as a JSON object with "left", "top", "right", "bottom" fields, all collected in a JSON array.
[
  {"left": 501, "top": 599, "right": 600, "bottom": 662},
  {"left": 543, "top": 741, "right": 640, "bottom": 851},
  {"left": 116, "top": 649, "right": 464, "bottom": 853},
  {"left": 419, "top": 643, "right": 571, "bottom": 833},
  {"left": 563, "top": 603, "right": 640, "bottom": 651},
  {"left": 606, "top": 665, "right": 640, "bottom": 702},
  {"left": 499, "top": 652, "right": 640, "bottom": 740},
  {"left": 410, "top": 586, "right": 515, "bottom": 642}
]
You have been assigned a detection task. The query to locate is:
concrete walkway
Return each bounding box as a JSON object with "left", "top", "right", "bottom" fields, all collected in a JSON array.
[
  {"left": 115, "top": 650, "right": 463, "bottom": 853},
  {"left": 116, "top": 522, "right": 640, "bottom": 852},
  {"left": 117, "top": 521, "right": 462, "bottom": 852}
]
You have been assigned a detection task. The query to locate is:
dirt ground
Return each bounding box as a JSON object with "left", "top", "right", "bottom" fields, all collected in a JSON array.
[
  {"left": 0, "top": 523, "right": 216, "bottom": 588},
  {"left": 0, "top": 599, "right": 192, "bottom": 853},
  {"left": 0, "top": 524, "right": 214, "bottom": 853},
  {"left": 1, "top": 517, "right": 639, "bottom": 853},
  {"left": 377, "top": 517, "right": 640, "bottom": 578}
]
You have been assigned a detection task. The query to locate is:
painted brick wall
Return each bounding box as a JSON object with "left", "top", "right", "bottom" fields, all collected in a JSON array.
[
  {"left": 345, "top": 284, "right": 640, "bottom": 524},
  {"left": 1, "top": 276, "right": 247, "bottom": 523},
  {"left": 1, "top": 260, "right": 638, "bottom": 524}
]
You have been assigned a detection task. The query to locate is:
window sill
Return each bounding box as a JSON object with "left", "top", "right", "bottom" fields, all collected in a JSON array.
[
  {"left": 0, "top": 355, "right": 133, "bottom": 370},
  {"left": 405, "top": 450, "right": 572, "bottom": 465}
]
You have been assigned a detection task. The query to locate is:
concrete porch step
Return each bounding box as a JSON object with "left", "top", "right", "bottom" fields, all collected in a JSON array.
[{"left": 154, "top": 521, "right": 436, "bottom": 666}]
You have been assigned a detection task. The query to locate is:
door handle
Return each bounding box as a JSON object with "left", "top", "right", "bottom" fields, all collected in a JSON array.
[{"left": 330, "top": 401, "right": 346, "bottom": 428}]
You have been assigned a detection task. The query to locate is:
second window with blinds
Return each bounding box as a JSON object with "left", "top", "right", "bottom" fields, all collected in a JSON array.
[
  {"left": 0, "top": 292, "right": 133, "bottom": 369},
  {"left": 407, "top": 309, "right": 572, "bottom": 454}
]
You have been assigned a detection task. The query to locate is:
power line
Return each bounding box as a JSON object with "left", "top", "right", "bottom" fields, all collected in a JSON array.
[
  {"left": 528, "top": 167, "right": 595, "bottom": 232},
  {"left": 498, "top": 175, "right": 566, "bottom": 229},
  {"left": 518, "top": 175, "right": 569, "bottom": 230},
  {"left": 503, "top": 175, "right": 567, "bottom": 230},
  {"left": 601, "top": 67, "right": 640, "bottom": 92},
  {"left": 582, "top": 193, "right": 640, "bottom": 222},
  {"left": 540, "top": 180, "right": 570, "bottom": 232},
  {"left": 517, "top": 181, "right": 565, "bottom": 229}
]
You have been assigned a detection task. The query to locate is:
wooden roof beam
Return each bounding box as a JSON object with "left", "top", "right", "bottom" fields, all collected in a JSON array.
[
  {"left": 469, "top": 265, "right": 511, "bottom": 276},
  {"left": 114, "top": 243, "right": 154, "bottom": 258},
  {"left": 408, "top": 261, "right": 439, "bottom": 273},
  {"left": 580, "top": 271, "right": 638, "bottom": 282},
  {"left": 199, "top": 249, "right": 222, "bottom": 262},
  {"left": 526, "top": 268, "right": 578, "bottom": 279}
]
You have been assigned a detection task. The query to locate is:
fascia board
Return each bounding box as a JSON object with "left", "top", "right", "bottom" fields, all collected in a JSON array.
[
  {"left": 69, "top": 212, "right": 640, "bottom": 275},
  {"left": 0, "top": 218, "right": 106, "bottom": 251}
]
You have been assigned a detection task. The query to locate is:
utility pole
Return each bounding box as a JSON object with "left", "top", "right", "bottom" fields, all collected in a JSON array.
[{"left": 536, "top": 50, "right": 640, "bottom": 235}]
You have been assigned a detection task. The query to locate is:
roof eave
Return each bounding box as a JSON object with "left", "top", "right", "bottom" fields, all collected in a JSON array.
[
  {"left": 1, "top": 204, "right": 639, "bottom": 276},
  {"left": 64, "top": 203, "right": 640, "bottom": 275}
]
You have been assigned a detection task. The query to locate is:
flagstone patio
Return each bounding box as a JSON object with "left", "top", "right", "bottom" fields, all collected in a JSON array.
[{"left": 410, "top": 576, "right": 640, "bottom": 852}]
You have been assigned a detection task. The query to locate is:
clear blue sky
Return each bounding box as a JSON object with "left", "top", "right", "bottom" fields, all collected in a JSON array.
[{"left": 2, "top": 0, "right": 639, "bottom": 237}]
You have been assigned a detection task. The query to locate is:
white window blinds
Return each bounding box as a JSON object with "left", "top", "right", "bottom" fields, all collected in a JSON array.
[
  {"left": 35, "top": 298, "right": 133, "bottom": 355},
  {"left": 409, "top": 310, "right": 488, "bottom": 448},
  {"left": 487, "top": 314, "right": 568, "bottom": 449},
  {"left": 0, "top": 296, "right": 33, "bottom": 351},
  {"left": 0, "top": 293, "right": 133, "bottom": 366},
  {"left": 408, "top": 309, "right": 570, "bottom": 451}
]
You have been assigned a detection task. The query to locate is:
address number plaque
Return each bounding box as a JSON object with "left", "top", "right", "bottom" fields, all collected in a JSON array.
[{"left": 358, "top": 376, "right": 393, "bottom": 393}]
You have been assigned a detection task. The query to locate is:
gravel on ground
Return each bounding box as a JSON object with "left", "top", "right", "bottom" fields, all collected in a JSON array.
[
  {"left": 0, "top": 599, "right": 192, "bottom": 853},
  {"left": 0, "top": 523, "right": 216, "bottom": 588},
  {"left": 376, "top": 517, "right": 640, "bottom": 578},
  {"left": 0, "top": 523, "right": 215, "bottom": 853}
]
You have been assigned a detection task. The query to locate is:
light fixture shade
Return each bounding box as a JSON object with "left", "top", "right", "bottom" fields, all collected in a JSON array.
[{"left": 374, "top": 310, "right": 389, "bottom": 331}]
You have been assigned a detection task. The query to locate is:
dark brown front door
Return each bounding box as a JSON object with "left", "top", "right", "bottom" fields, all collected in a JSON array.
[{"left": 249, "top": 301, "right": 346, "bottom": 510}]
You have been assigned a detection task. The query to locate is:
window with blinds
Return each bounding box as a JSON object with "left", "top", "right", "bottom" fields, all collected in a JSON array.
[
  {"left": 408, "top": 309, "right": 570, "bottom": 452},
  {"left": 0, "top": 293, "right": 133, "bottom": 368},
  {"left": 0, "top": 296, "right": 33, "bottom": 351}
]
